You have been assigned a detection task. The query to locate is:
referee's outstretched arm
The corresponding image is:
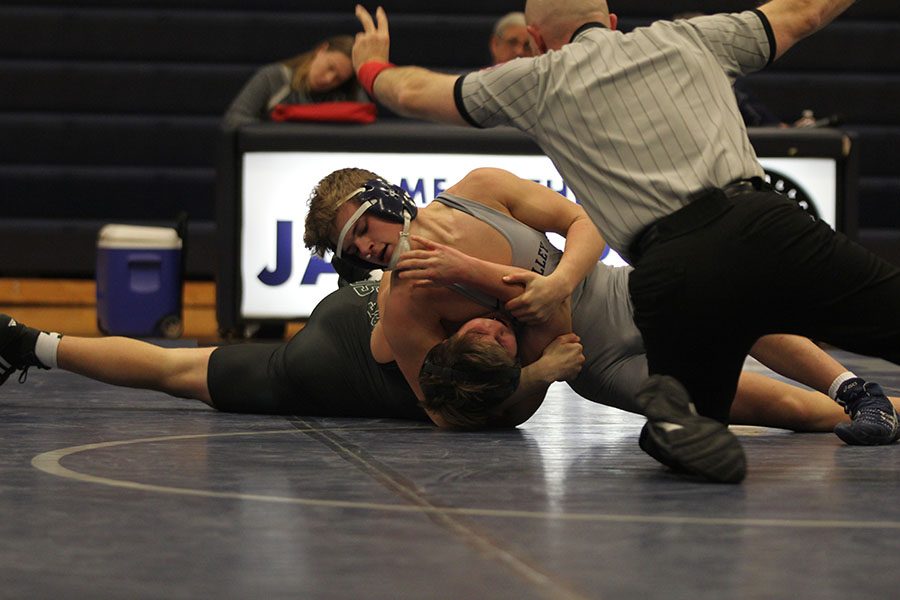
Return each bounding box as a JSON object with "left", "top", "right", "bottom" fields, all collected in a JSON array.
[
  {"left": 759, "top": 0, "right": 858, "bottom": 60},
  {"left": 352, "top": 5, "right": 468, "bottom": 125},
  {"left": 350, "top": 1, "right": 859, "bottom": 123}
]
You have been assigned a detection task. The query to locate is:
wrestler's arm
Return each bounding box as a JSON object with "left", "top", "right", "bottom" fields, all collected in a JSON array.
[
  {"left": 396, "top": 237, "right": 522, "bottom": 300},
  {"left": 395, "top": 236, "right": 572, "bottom": 363},
  {"left": 488, "top": 333, "right": 584, "bottom": 428},
  {"left": 758, "top": 0, "right": 857, "bottom": 60},
  {"left": 353, "top": 6, "right": 467, "bottom": 125},
  {"left": 378, "top": 276, "right": 451, "bottom": 406},
  {"left": 396, "top": 235, "right": 576, "bottom": 372},
  {"left": 448, "top": 168, "right": 605, "bottom": 323}
]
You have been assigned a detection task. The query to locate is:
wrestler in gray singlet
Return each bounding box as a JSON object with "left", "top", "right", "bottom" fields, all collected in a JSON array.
[{"left": 435, "top": 193, "right": 648, "bottom": 414}]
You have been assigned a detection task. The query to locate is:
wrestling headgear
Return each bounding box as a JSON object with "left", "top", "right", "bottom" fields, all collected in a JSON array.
[{"left": 335, "top": 178, "right": 418, "bottom": 270}]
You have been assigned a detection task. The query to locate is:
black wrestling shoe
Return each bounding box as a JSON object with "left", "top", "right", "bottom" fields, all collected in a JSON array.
[
  {"left": 637, "top": 375, "right": 747, "bottom": 484},
  {"left": 833, "top": 378, "right": 900, "bottom": 446},
  {"left": 0, "top": 314, "right": 45, "bottom": 385}
]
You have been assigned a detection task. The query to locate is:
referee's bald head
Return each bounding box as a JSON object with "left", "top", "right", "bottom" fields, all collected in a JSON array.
[{"left": 525, "top": 0, "right": 612, "bottom": 51}]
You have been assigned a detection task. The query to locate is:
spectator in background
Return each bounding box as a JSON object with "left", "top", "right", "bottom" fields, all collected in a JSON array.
[
  {"left": 489, "top": 12, "right": 534, "bottom": 65},
  {"left": 223, "top": 35, "right": 365, "bottom": 129},
  {"left": 223, "top": 34, "right": 369, "bottom": 338}
]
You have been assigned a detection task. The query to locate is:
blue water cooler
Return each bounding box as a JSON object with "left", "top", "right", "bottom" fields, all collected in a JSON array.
[{"left": 96, "top": 224, "right": 184, "bottom": 338}]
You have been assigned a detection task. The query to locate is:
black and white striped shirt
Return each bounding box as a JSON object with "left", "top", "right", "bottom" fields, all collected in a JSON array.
[{"left": 456, "top": 10, "right": 775, "bottom": 259}]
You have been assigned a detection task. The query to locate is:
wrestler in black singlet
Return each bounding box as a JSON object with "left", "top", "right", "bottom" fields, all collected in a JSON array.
[{"left": 206, "top": 281, "right": 428, "bottom": 420}]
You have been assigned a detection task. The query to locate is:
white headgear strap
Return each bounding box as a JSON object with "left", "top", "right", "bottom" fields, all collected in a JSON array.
[
  {"left": 386, "top": 211, "right": 412, "bottom": 270},
  {"left": 335, "top": 188, "right": 371, "bottom": 259}
]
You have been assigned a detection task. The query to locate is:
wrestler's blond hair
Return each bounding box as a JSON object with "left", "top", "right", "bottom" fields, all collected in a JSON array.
[{"left": 304, "top": 167, "right": 381, "bottom": 257}]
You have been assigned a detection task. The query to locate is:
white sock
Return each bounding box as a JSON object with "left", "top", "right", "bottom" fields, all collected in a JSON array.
[
  {"left": 34, "top": 332, "right": 62, "bottom": 369},
  {"left": 828, "top": 371, "right": 857, "bottom": 400}
]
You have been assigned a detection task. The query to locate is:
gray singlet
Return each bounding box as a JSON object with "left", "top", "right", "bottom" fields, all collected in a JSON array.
[{"left": 435, "top": 193, "right": 647, "bottom": 414}]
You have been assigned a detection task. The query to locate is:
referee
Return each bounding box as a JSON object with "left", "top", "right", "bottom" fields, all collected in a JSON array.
[{"left": 350, "top": 0, "right": 900, "bottom": 482}]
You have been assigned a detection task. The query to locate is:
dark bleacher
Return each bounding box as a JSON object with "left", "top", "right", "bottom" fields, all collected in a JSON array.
[{"left": 1, "top": 0, "right": 898, "bottom": 277}]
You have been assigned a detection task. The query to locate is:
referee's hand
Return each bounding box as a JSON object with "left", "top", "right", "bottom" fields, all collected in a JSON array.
[{"left": 353, "top": 5, "right": 391, "bottom": 71}]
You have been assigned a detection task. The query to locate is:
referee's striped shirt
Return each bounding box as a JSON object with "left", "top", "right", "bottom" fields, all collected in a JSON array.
[{"left": 455, "top": 10, "right": 775, "bottom": 260}]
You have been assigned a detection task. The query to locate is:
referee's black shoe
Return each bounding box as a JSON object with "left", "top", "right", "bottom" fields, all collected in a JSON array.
[
  {"left": 637, "top": 375, "right": 747, "bottom": 484},
  {"left": 833, "top": 378, "right": 900, "bottom": 446},
  {"left": 0, "top": 314, "right": 45, "bottom": 386}
]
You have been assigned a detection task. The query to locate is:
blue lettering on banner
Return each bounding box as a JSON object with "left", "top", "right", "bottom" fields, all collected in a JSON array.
[
  {"left": 399, "top": 177, "right": 451, "bottom": 204},
  {"left": 401, "top": 178, "right": 427, "bottom": 203},
  {"left": 257, "top": 220, "right": 336, "bottom": 287},
  {"left": 399, "top": 175, "right": 572, "bottom": 204},
  {"left": 301, "top": 256, "right": 334, "bottom": 285},
  {"left": 257, "top": 220, "right": 293, "bottom": 286}
]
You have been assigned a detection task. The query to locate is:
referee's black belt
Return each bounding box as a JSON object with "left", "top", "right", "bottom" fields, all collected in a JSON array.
[{"left": 628, "top": 177, "right": 770, "bottom": 263}]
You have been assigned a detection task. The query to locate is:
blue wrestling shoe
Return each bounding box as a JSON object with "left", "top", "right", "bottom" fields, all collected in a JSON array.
[
  {"left": 637, "top": 375, "right": 747, "bottom": 484},
  {"left": 0, "top": 314, "right": 46, "bottom": 385},
  {"left": 833, "top": 378, "right": 900, "bottom": 446}
]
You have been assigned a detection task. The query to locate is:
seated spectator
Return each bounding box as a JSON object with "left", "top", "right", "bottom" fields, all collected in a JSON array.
[
  {"left": 223, "top": 35, "right": 365, "bottom": 129},
  {"left": 223, "top": 34, "right": 368, "bottom": 339},
  {"left": 489, "top": 12, "right": 534, "bottom": 65}
]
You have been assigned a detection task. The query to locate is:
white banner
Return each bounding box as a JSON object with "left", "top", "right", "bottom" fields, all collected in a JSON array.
[{"left": 240, "top": 152, "right": 836, "bottom": 319}]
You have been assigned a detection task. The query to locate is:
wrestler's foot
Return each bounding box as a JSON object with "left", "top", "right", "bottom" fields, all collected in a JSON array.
[
  {"left": 833, "top": 378, "right": 899, "bottom": 446},
  {"left": 638, "top": 375, "right": 747, "bottom": 483},
  {"left": 0, "top": 314, "right": 47, "bottom": 385}
]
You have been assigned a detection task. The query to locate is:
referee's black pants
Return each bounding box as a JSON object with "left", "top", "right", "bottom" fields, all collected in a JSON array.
[{"left": 628, "top": 188, "right": 900, "bottom": 423}]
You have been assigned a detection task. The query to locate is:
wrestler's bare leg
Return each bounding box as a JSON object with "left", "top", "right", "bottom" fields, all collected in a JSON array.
[
  {"left": 731, "top": 370, "right": 900, "bottom": 432},
  {"left": 750, "top": 334, "right": 847, "bottom": 394},
  {"left": 58, "top": 337, "right": 216, "bottom": 405}
]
